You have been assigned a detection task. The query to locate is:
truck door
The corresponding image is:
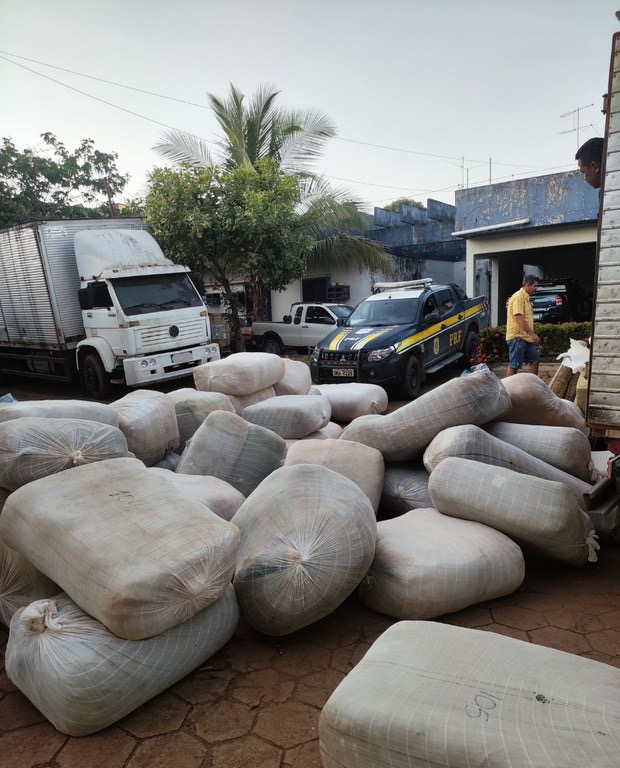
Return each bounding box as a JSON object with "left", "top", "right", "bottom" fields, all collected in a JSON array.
[{"left": 421, "top": 294, "right": 442, "bottom": 367}]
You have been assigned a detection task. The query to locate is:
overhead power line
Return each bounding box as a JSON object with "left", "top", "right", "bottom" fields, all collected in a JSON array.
[{"left": 0, "top": 48, "right": 546, "bottom": 172}]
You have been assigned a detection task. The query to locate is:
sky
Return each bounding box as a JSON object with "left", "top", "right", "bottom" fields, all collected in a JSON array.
[{"left": 1, "top": 0, "right": 619, "bottom": 213}]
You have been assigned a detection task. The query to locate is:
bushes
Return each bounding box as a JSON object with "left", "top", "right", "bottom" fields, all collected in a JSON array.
[{"left": 477, "top": 323, "right": 592, "bottom": 363}]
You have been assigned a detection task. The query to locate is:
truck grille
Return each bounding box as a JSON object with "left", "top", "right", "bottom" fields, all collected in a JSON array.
[
  {"left": 137, "top": 319, "right": 205, "bottom": 352},
  {"left": 320, "top": 350, "right": 360, "bottom": 363}
]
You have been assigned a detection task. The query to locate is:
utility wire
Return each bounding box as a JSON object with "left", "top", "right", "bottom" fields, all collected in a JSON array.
[{"left": 0, "top": 49, "right": 546, "bottom": 172}]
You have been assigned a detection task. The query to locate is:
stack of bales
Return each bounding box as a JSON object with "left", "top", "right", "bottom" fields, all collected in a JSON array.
[{"left": 0, "top": 354, "right": 389, "bottom": 733}]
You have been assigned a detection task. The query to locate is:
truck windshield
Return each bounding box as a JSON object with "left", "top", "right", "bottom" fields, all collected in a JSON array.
[
  {"left": 111, "top": 273, "right": 204, "bottom": 316},
  {"left": 346, "top": 298, "right": 419, "bottom": 326}
]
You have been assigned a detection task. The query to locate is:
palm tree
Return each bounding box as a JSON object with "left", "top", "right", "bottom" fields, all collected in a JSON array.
[{"left": 154, "top": 84, "right": 392, "bottom": 318}]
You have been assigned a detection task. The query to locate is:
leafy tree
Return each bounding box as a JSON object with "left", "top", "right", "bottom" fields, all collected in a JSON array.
[
  {"left": 145, "top": 159, "right": 311, "bottom": 350},
  {"left": 0, "top": 133, "right": 129, "bottom": 228},
  {"left": 154, "top": 83, "right": 392, "bottom": 281},
  {"left": 383, "top": 197, "right": 426, "bottom": 213}
]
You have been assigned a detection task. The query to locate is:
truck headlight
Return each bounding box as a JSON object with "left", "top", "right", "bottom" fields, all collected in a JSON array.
[
  {"left": 310, "top": 346, "right": 321, "bottom": 363},
  {"left": 367, "top": 345, "right": 396, "bottom": 362}
]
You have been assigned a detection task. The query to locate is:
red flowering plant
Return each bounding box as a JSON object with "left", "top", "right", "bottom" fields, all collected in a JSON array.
[{"left": 477, "top": 327, "right": 508, "bottom": 365}]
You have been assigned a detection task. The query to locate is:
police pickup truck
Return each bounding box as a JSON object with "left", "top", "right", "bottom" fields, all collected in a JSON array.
[{"left": 309, "top": 279, "right": 490, "bottom": 399}]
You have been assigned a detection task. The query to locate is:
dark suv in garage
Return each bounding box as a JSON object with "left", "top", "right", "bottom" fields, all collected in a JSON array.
[{"left": 531, "top": 279, "right": 592, "bottom": 324}]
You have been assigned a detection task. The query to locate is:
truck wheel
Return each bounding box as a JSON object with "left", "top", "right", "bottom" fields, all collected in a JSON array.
[
  {"left": 463, "top": 330, "right": 480, "bottom": 367},
  {"left": 262, "top": 336, "right": 283, "bottom": 356},
  {"left": 83, "top": 353, "right": 111, "bottom": 400},
  {"left": 403, "top": 355, "right": 423, "bottom": 400}
]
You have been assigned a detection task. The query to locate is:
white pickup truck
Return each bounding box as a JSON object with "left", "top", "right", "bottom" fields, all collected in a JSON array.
[{"left": 251, "top": 302, "right": 353, "bottom": 355}]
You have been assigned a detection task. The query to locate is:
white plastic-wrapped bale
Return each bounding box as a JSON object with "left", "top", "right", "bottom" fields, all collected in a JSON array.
[
  {"left": 194, "top": 352, "right": 285, "bottom": 395},
  {"left": 0, "top": 417, "right": 129, "bottom": 491},
  {"left": 227, "top": 386, "right": 276, "bottom": 415},
  {"left": 310, "top": 383, "right": 389, "bottom": 422},
  {"left": 340, "top": 366, "right": 512, "bottom": 461},
  {"left": 273, "top": 358, "right": 312, "bottom": 395},
  {"left": 0, "top": 399, "right": 119, "bottom": 427},
  {"left": 242, "top": 395, "right": 331, "bottom": 439},
  {"left": 285, "top": 422, "right": 343, "bottom": 450},
  {"left": 502, "top": 372, "right": 589, "bottom": 434},
  {"left": 424, "top": 424, "right": 592, "bottom": 511},
  {"left": 359, "top": 508, "right": 524, "bottom": 619},
  {"left": 284, "top": 439, "right": 384, "bottom": 513},
  {"left": 379, "top": 463, "right": 432, "bottom": 520},
  {"left": 6, "top": 586, "right": 240, "bottom": 736},
  {"left": 146, "top": 468, "right": 245, "bottom": 521},
  {"left": 231, "top": 464, "right": 376, "bottom": 636},
  {"left": 484, "top": 421, "right": 593, "bottom": 481},
  {"left": 0, "top": 457, "right": 240, "bottom": 640},
  {"left": 166, "top": 388, "right": 235, "bottom": 451},
  {"left": 429, "top": 457, "right": 599, "bottom": 565},
  {"left": 319, "top": 620, "right": 620, "bottom": 768},
  {"left": 0, "top": 539, "right": 58, "bottom": 627},
  {"left": 152, "top": 452, "right": 182, "bottom": 471},
  {"left": 109, "top": 389, "right": 180, "bottom": 466},
  {"left": 177, "top": 410, "right": 286, "bottom": 497}
]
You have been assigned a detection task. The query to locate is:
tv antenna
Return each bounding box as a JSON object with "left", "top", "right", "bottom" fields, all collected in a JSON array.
[{"left": 560, "top": 103, "right": 594, "bottom": 147}]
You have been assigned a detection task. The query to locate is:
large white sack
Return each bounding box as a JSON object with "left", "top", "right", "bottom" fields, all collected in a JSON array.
[
  {"left": 242, "top": 395, "right": 331, "bottom": 439},
  {"left": 166, "top": 388, "right": 234, "bottom": 451},
  {"left": 502, "top": 372, "right": 589, "bottom": 434},
  {"left": 310, "top": 383, "right": 389, "bottom": 422},
  {"left": 194, "top": 352, "right": 285, "bottom": 396},
  {"left": 0, "top": 540, "right": 58, "bottom": 627},
  {"left": 232, "top": 464, "right": 377, "bottom": 636},
  {"left": 0, "top": 417, "right": 129, "bottom": 491},
  {"left": 146, "top": 467, "right": 245, "bottom": 521},
  {"left": 0, "top": 457, "right": 240, "bottom": 640},
  {"left": 359, "top": 508, "right": 524, "bottom": 619},
  {"left": 424, "top": 424, "right": 592, "bottom": 511},
  {"left": 340, "top": 366, "right": 512, "bottom": 461},
  {"left": 285, "top": 439, "right": 384, "bottom": 513},
  {"left": 177, "top": 410, "right": 286, "bottom": 497},
  {"left": 484, "top": 421, "right": 593, "bottom": 481},
  {"left": 379, "top": 463, "right": 432, "bottom": 519},
  {"left": 319, "top": 620, "right": 620, "bottom": 768},
  {"left": 274, "top": 358, "right": 312, "bottom": 395},
  {"left": 227, "top": 386, "right": 276, "bottom": 415},
  {"left": 109, "top": 389, "right": 180, "bottom": 466},
  {"left": 0, "top": 399, "right": 119, "bottom": 426},
  {"left": 6, "top": 586, "right": 240, "bottom": 736},
  {"left": 285, "top": 422, "right": 344, "bottom": 450},
  {"left": 429, "top": 457, "right": 599, "bottom": 565}
]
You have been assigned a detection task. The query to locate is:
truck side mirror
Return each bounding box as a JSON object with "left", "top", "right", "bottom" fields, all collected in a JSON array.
[
  {"left": 283, "top": 314, "right": 292, "bottom": 324},
  {"left": 336, "top": 317, "right": 346, "bottom": 327}
]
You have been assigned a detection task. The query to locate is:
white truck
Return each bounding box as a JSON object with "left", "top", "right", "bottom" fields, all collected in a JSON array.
[
  {"left": 251, "top": 302, "right": 353, "bottom": 355},
  {"left": 0, "top": 219, "right": 220, "bottom": 399}
]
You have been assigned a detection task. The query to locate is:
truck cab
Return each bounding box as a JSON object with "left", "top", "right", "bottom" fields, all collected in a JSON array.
[{"left": 310, "top": 279, "right": 489, "bottom": 399}]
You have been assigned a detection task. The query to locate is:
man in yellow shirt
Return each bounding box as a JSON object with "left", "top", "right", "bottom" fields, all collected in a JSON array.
[{"left": 506, "top": 275, "right": 540, "bottom": 376}]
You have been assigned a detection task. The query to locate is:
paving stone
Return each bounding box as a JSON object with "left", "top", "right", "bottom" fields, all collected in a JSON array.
[
  {"left": 491, "top": 605, "right": 548, "bottom": 630},
  {"left": 228, "top": 638, "right": 278, "bottom": 673},
  {"left": 528, "top": 626, "right": 593, "bottom": 654},
  {"left": 270, "top": 641, "right": 333, "bottom": 677},
  {"left": 189, "top": 699, "right": 255, "bottom": 743},
  {"left": 0, "top": 690, "right": 46, "bottom": 730},
  {"left": 119, "top": 692, "right": 189, "bottom": 738},
  {"left": 126, "top": 731, "right": 206, "bottom": 768},
  {"left": 599, "top": 609, "right": 620, "bottom": 629},
  {"left": 294, "top": 668, "right": 346, "bottom": 708},
  {"left": 231, "top": 668, "right": 295, "bottom": 706},
  {"left": 479, "top": 623, "right": 530, "bottom": 642},
  {"left": 283, "top": 739, "right": 323, "bottom": 767},
  {"left": 442, "top": 605, "right": 493, "bottom": 627},
  {"left": 585, "top": 628, "right": 620, "bottom": 655},
  {"left": 0, "top": 723, "right": 66, "bottom": 768},
  {"left": 0, "top": 670, "right": 17, "bottom": 694},
  {"left": 330, "top": 642, "right": 371, "bottom": 674},
  {"left": 171, "top": 669, "right": 234, "bottom": 705},
  {"left": 211, "top": 734, "right": 281, "bottom": 768},
  {"left": 57, "top": 728, "right": 136, "bottom": 768},
  {"left": 253, "top": 702, "right": 319, "bottom": 748},
  {"left": 543, "top": 608, "right": 606, "bottom": 633}
]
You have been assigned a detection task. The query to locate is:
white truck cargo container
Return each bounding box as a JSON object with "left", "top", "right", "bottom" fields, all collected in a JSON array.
[{"left": 0, "top": 219, "right": 220, "bottom": 399}]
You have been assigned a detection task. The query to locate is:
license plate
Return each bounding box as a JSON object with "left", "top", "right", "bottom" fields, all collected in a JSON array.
[
  {"left": 171, "top": 351, "right": 192, "bottom": 364},
  {"left": 333, "top": 368, "right": 354, "bottom": 377},
  {"left": 533, "top": 313, "right": 542, "bottom": 321}
]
